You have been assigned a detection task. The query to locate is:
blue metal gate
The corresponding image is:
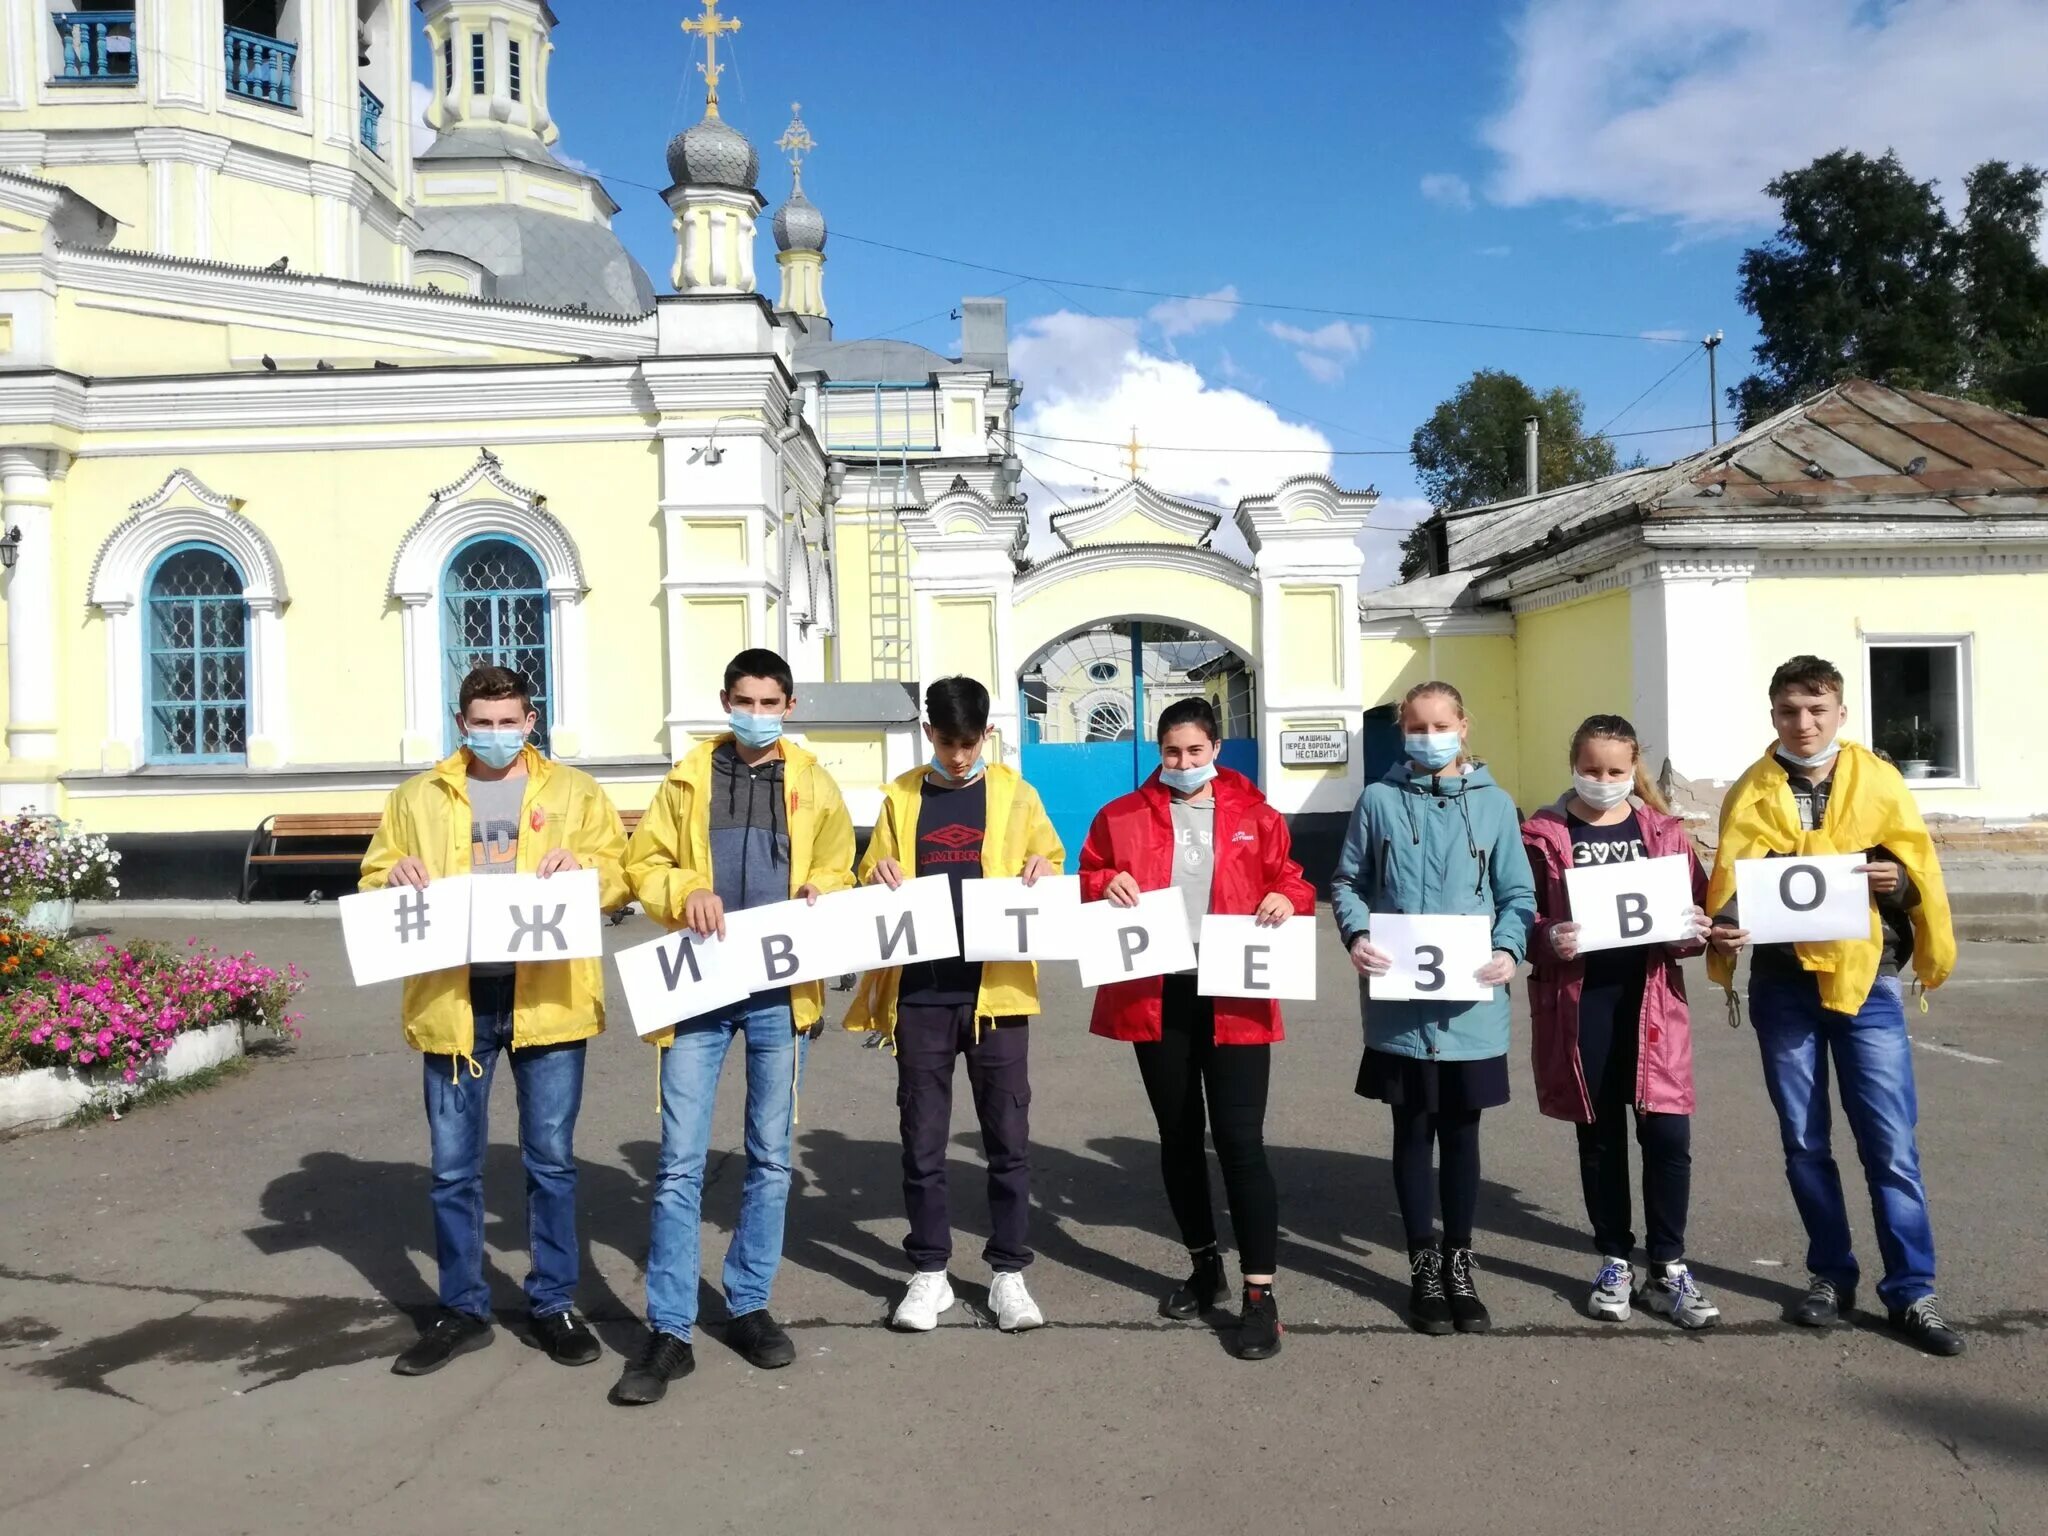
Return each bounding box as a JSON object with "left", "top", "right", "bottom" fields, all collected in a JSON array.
[{"left": 1019, "top": 621, "right": 1258, "bottom": 861}]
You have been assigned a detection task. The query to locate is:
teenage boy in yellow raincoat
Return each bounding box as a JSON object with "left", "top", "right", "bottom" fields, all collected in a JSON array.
[
  {"left": 611, "top": 648, "right": 856, "bottom": 1406},
  {"left": 1707, "top": 654, "right": 1961, "bottom": 1356},
  {"left": 845, "top": 676, "right": 1064, "bottom": 1336},
  {"left": 361, "top": 664, "right": 628, "bottom": 1378}
]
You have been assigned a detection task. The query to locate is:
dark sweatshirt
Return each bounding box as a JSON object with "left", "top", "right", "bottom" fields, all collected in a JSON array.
[{"left": 708, "top": 742, "right": 789, "bottom": 912}]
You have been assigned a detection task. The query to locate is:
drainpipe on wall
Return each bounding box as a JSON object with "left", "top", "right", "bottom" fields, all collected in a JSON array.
[{"left": 1523, "top": 415, "right": 1540, "bottom": 497}]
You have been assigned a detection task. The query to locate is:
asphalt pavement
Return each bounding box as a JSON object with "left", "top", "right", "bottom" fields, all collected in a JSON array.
[{"left": 2, "top": 910, "right": 2043, "bottom": 1535}]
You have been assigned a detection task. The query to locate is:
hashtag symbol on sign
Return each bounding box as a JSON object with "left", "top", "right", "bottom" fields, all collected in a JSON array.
[{"left": 394, "top": 888, "right": 431, "bottom": 943}]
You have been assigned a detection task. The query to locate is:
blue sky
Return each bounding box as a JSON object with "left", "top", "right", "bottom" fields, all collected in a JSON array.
[{"left": 417, "top": 0, "right": 2048, "bottom": 577}]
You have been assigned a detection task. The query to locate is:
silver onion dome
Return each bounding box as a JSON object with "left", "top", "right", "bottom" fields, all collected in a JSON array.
[
  {"left": 772, "top": 186, "right": 826, "bottom": 252},
  {"left": 666, "top": 115, "right": 759, "bottom": 191}
]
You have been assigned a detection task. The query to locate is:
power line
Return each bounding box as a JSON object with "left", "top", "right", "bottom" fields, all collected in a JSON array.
[
  {"left": 1593, "top": 343, "right": 1705, "bottom": 440},
  {"left": 1011, "top": 419, "right": 1722, "bottom": 458}
]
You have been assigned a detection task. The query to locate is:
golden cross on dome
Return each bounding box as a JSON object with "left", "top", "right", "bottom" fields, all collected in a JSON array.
[
  {"left": 1123, "top": 426, "right": 1144, "bottom": 480},
  {"left": 682, "top": 0, "right": 741, "bottom": 120},
  {"left": 777, "top": 102, "right": 815, "bottom": 187}
]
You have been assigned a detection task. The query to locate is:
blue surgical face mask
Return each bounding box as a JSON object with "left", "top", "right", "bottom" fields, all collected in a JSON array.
[
  {"left": 1405, "top": 731, "right": 1462, "bottom": 772},
  {"left": 1777, "top": 739, "right": 1841, "bottom": 769},
  {"left": 1159, "top": 761, "right": 1218, "bottom": 795},
  {"left": 928, "top": 753, "right": 985, "bottom": 784},
  {"left": 463, "top": 728, "right": 526, "bottom": 771},
  {"left": 729, "top": 709, "right": 785, "bottom": 750}
]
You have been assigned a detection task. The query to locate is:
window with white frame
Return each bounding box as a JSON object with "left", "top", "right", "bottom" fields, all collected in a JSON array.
[{"left": 1864, "top": 636, "right": 1971, "bottom": 784}]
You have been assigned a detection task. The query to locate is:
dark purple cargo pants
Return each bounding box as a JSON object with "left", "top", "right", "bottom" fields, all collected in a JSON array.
[{"left": 895, "top": 1003, "right": 1032, "bottom": 1273}]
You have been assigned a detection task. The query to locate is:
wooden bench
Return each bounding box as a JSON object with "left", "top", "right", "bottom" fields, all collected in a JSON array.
[{"left": 239, "top": 808, "right": 647, "bottom": 903}]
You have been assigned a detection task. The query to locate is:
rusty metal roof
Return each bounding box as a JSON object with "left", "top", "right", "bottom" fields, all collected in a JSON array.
[{"left": 1445, "top": 379, "right": 2048, "bottom": 571}]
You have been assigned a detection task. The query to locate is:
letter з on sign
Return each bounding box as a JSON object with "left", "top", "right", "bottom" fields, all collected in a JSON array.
[{"left": 1367, "top": 913, "right": 1496, "bottom": 1003}]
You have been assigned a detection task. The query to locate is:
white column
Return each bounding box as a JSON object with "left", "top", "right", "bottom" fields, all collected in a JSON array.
[
  {"left": 399, "top": 594, "right": 440, "bottom": 762},
  {"left": 244, "top": 596, "right": 290, "bottom": 767},
  {"left": 1630, "top": 554, "right": 1758, "bottom": 786},
  {"left": 547, "top": 583, "right": 586, "bottom": 758},
  {"left": 2, "top": 449, "right": 59, "bottom": 768},
  {"left": 98, "top": 599, "right": 144, "bottom": 773}
]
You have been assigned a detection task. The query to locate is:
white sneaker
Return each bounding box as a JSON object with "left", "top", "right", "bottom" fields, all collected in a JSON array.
[
  {"left": 890, "top": 1271, "right": 955, "bottom": 1332},
  {"left": 1588, "top": 1256, "right": 1636, "bottom": 1322},
  {"left": 989, "top": 1270, "right": 1044, "bottom": 1332},
  {"left": 1643, "top": 1262, "right": 1721, "bottom": 1330}
]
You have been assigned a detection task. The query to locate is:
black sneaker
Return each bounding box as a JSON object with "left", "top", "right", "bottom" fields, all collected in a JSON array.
[
  {"left": 1888, "top": 1296, "right": 1967, "bottom": 1357},
  {"left": 1443, "top": 1246, "right": 1491, "bottom": 1334},
  {"left": 391, "top": 1309, "right": 492, "bottom": 1377},
  {"left": 531, "top": 1308, "right": 601, "bottom": 1367},
  {"left": 726, "top": 1308, "right": 796, "bottom": 1369},
  {"left": 1792, "top": 1275, "right": 1855, "bottom": 1328},
  {"left": 1162, "top": 1247, "right": 1230, "bottom": 1321},
  {"left": 1236, "top": 1283, "right": 1283, "bottom": 1361},
  {"left": 1407, "top": 1247, "right": 1454, "bottom": 1336},
  {"left": 610, "top": 1331, "right": 694, "bottom": 1407}
]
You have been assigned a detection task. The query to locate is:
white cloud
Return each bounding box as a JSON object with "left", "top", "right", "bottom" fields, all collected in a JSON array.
[
  {"left": 1009, "top": 312, "right": 1334, "bottom": 559},
  {"left": 1420, "top": 172, "right": 1476, "bottom": 211},
  {"left": 1478, "top": 244, "right": 1513, "bottom": 258},
  {"left": 1484, "top": 0, "right": 2048, "bottom": 230},
  {"left": 1147, "top": 285, "right": 1241, "bottom": 338},
  {"left": 1638, "top": 327, "right": 1690, "bottom": 342},
  {"left": 410, "top": 79, "right": 437, "bottom": 154},
  {"left": 1264, "top": 319, "right": 1374, "bottom": 384},
  {"left": 1358, "top": 496, "right": 1433, "bottom": 590}
]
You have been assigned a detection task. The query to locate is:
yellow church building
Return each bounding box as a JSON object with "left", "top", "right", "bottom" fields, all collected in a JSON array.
[{"left": 1, "top": 2, "right": 2041, "bottom": 898}]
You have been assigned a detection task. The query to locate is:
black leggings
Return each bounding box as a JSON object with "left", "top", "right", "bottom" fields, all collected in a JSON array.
[
  {"left": 1390, "top": 1105, "right": 1483, "bottom": 1250},
  {"left": 1132, "top": 975, "right": 1279, "bottom": 1275}
]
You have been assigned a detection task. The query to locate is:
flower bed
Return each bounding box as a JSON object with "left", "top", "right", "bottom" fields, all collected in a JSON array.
[{"left": 0, "top": 811, "right": 120, "bottom": 909}]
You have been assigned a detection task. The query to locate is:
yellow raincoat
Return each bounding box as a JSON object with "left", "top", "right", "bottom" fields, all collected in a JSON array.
[
  {"left": 359, "top": 747, "right": 629, "bottom": 1058},
  {"left": 624, "top": 735, "right": 857, "bottom": 1039},
  {"left": 844, "top": 762, "right": 1065, "bottom": 1043},
  {"left": 1707, "top": 740, "right": 1955, "bottom": 1014}
]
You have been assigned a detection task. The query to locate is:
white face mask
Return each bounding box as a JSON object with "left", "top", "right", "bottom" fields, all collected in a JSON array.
[
  {"left": 1572, "top": 774, "right": 1632, "bottom": 811},
  {"left": 1777, "top": 740, "right": 1841, "bottom": 770}
]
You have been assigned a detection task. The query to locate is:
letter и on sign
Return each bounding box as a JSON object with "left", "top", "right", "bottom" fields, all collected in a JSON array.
[
  {"left": 339, "top": 876, "right": 475, "bottom": 987},
  {"left": 613, "top": 928, "right": 749, "bottom": 1037},
  {"left": 960, "top": 875, "right": 1082, "bottom": 962},
  {"left": 834, "top": 874, "right": 961, "bottom": 972}
]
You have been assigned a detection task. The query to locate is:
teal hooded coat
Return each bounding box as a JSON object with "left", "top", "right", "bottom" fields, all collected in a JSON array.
[{"left": 1329, "top": 761, "right": 1535, "bottom": 1061}]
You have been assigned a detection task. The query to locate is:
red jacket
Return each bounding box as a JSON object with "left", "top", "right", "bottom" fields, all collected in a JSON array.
[
  {"left": 1521, "top": 798, "right": 1708, "bottom": 1121},
  {"left": 1080, "top": 767, "right": 1316, "bottom": 1045}
]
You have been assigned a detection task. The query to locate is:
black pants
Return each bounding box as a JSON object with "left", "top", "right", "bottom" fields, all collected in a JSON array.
[
  {"left": 1131, "top": 974, "right": 1279, "bottom": 1275},
  {"left": 1390, "top": 1105, "right": 1483, "bottom": 1250},
  {"left": 896, "top": 1003, "right": 1032, "bottom": 1273},
  {"left": 1575, "top": 991, "right": 1691, "bottom": 1264}
]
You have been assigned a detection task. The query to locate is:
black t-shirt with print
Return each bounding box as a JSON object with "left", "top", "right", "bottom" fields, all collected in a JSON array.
[
  {"left": 900, "top": 775, "right": 987, "bottom": 1006},
  {"left": 1569, "top": 810, "right": 1648, "bottom": 1027}
]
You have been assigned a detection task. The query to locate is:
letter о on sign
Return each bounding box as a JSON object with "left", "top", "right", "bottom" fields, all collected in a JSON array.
[{"left": 1733, "top": 853, "right": 1872, "bottom": 945}]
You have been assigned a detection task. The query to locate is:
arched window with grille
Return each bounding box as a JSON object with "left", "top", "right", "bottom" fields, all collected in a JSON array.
[
  {"left": 441, "top": 535, "right": 552, "bottom": 750},
  {"left": 145, "top": 542, "right": 250, "bottom": 762},
  {"left": 1083, "top": 700, "right": 1132, "bottom": 743}
]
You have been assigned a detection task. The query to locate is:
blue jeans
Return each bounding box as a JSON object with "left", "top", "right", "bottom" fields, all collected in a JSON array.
[
  {"left": 646, "top": 994, "right": 808, "bottom": 1340},
  {"left": 422, "top": 975, "right": 587, "bottom": 1320},
  {"left": 1750, "top": 971, "right": 1937, "bottom": 1309}
]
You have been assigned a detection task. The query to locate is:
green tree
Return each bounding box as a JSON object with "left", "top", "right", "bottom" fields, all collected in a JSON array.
[
  {"left": 1403, "top": 370, "right": 1620, "bottom": 578},
  {"left": 1958, "top": 160, "right": 2048, "bottom": 409}
]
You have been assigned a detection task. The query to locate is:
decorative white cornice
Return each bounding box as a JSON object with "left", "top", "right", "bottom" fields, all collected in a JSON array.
[
  {"left": 88, "top": 468, "right": 289, "bottom": 610},
  {"left": 133, "top": 128, "right": 232, "bottom": 169},
  {"left": 390, "top": 451, "right": 586, "bottom": 599},
  {"left": 1015, "top": 541, "right": 1259, "bottom": 601},
  {"left": 1234, "top": 473, "right": 1378, "bottom": 551},
  {"left": 901, "top": 475, "right": 1027, "bottom": 558},
  {"left": 1048, "top": 478, "right": 1221, "bottom": 550}
]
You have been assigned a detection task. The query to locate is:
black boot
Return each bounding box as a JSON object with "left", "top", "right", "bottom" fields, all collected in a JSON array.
[
  {"left": 1443, "top": 1246, "right": 1491, "bottom": 1334},
  {"left": 1407, "top": 1247, "right": 1453, "bottom": 1335},
  {"left": 1236, "top": 1283, "right": 1282, "bottom": 1361},
  {"left": 1162, "top": 1246, "right": 1230, "bottom": 1320}
]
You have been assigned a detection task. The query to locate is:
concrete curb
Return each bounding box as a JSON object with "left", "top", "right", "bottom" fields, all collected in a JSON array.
[
  {"left": 77, "top": 901, "right": 341, "bottom": 923},
  {"left": 0, "top": 1022, "right": 246, "bottom": 1138}
]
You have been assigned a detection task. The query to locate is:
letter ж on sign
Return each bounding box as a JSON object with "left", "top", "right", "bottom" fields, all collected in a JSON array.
[
  {"left": 960, "top": 875, "right": 1082, "bottom": 962},
  {"left": 613, "top": 928, "right": 749, "bottom": 1037},
  {"left": 1367, "top": 913, "right": 1496, "bottom": 1003},
  {"left": 1734, "top": 853, "right": 1872, "bottom": 945},
  {"left": 339, "top": 876, "right": 475, "bottom": 987},
  {"left": 1197, "top": 914, "right": 1318, "bottom": 1000},
  {"left": 834, "top": 874, "right": 962, "bottom": 972},
  {"left": 1566, "top": 854, "right": 1696, "bottom": 953},
  {"left": 1075, "top": 886, "right": 1196, "bottom": 989},
  {"left": 469, "top": 870, "right": 605, "bottom": 962}
]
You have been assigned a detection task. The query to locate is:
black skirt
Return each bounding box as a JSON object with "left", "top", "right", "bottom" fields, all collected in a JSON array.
[{"left": 1355, "top": 1048, "right": 1510, "bottom": 1112}]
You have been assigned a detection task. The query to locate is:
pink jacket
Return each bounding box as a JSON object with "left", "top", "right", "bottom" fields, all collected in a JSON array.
[{"left": 1521, "top": 798, "right": 1708, "bottom": 1122}]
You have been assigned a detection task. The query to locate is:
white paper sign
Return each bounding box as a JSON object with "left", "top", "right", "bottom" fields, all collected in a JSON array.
[
  {"left": 835, "top": 874, "right": 962, "bottom": 971},
  {"left": 468, "top": 869, "right": 604, "bottom": 962},
  {"left": 1367, "top": 913, "right": 1497, "bottom": 1003},
  {"left": 613, "top": 929, "right": 748, "bottom": 1037},
  {"left": 1735, "top": 854, "right": 1873, "bottom": 944},
  {"left": 961, "top": 875, "right": 1082, "bottom": 962},
  {"left": 1075, "top": 887, "right": 1197, "bottom": 988},
  {"left": 1197, "top": 915, "right": 1319, "bottom": 1000},
  {"left": 339, "top": 877, "right": 474, "bottom": 987},
  {"left": 723, "top": 895, "right": 857, "bottom": 991},
  {"left": 1566, "top": 854, "right": 1696, "bottom": 953}
]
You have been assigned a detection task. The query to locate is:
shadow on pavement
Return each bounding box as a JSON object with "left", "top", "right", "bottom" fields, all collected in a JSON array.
[{"left": 1866, "top": 1386, "right": 2048, "bottom": 1471}]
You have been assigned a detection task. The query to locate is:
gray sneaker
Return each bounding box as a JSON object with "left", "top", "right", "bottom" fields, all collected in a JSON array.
[
  {"left": 1643, "top": 1262, "right": 1721, "bottom": 1330},
  {"left": 1588, "top": 1256, "right": 1635, "bottom": 1322}
]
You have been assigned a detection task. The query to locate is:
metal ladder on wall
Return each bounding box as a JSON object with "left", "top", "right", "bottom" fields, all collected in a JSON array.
[{"left": 864, "top": 384, "right": 912, "bottom": 681}]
